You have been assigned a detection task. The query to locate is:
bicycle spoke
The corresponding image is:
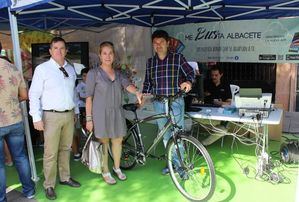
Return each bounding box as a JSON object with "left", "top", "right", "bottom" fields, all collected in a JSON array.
[
  {"left": 109, "top": 128, "right": 138, "bottom": 170},
  {"left": 167, "top": 135, "right": 216, "bottom": 201}
]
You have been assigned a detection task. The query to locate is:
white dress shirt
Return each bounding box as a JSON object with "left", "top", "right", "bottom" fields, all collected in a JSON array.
[{"left": 29, "top": 58, "right": 78, "bottom": 122}]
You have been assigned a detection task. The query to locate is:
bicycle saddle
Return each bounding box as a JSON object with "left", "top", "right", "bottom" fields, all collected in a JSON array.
[{"left": 123, "top": 103, "right": 138, "bottom": 112}]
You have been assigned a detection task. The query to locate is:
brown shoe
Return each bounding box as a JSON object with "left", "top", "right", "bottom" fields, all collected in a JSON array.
[
  {"left": 45, "top": 187, "right": 56, "bottom": 200},
  {"left": 59, "top": 178, "right": 81, "bottom": 187}
]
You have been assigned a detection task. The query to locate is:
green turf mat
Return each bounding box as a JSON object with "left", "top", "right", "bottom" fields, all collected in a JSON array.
[{"left": 6, "top": 124, "right": 298, "bottom": 202}]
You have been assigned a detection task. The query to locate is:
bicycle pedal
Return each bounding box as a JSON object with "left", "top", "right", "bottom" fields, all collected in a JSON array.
[
  {"left": 137, "top": 159, "right": 146, "bottom": 165},
  {"left": 270, "top": 172, "right": 282, "bottom": 184},
  {"left": 137, "top": 154, "right": 146, "bottom": 164}
]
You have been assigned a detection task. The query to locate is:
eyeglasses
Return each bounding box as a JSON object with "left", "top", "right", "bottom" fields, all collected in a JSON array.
[{"left": 59, "top": 67, "right": 69, "bottom": 78}]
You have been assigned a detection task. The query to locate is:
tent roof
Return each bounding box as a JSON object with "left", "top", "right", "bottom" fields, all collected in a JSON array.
[{"left": 1, "top": 0, "right": 299, "bottom": 30}]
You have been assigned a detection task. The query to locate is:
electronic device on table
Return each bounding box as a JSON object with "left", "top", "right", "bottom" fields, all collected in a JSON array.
[
  {"left": 185, "top": 73, "right": 205, "bottom": 112},
  {"left": 235, "top": 88, "right": 272, "bottom": 118}
]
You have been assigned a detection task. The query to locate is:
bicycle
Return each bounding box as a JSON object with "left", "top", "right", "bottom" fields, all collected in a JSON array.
[{"left": 110, "top": 91, "right": 216, "bottom": 201}]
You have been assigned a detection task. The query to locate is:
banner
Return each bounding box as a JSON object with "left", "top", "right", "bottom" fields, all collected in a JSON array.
[
  {"left": 163, "top": 18, "right": 299, "bottom": 63},
  {"left": 0, "top": 0, "right": 52, "bottom": 11}
]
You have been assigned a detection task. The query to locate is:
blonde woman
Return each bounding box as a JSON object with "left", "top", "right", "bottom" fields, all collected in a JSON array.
[{"left": 85, "top": 41, "right": 142, "bottom": 185}]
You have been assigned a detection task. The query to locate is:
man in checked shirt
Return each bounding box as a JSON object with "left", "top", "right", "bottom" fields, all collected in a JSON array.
[{"left": 142, "top": 30, "right": 195, "bottom": 175}]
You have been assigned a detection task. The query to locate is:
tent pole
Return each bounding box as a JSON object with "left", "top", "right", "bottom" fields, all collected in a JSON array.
[{"left": 8, "top": 7, "right": 39, "bottom": 183}]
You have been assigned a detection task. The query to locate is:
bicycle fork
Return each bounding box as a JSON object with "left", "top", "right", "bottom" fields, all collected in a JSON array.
[
  {"left": 172, "top": 132, "right": 187, "bottom": 169},
  {"left": 166, "top": 100, "right": 189, "bottom": 173}
]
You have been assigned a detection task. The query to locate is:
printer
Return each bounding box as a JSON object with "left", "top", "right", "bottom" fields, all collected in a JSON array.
[{"left": 235, "top": 88, "right": 272, "bottom": 117}]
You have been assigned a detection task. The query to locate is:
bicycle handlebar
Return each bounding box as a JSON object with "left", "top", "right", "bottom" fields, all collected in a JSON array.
[
  {"left": 153, "top": 89, "right": 186, "bottom": 103},
  {"left": 123, "top": 89, "right": 186, "bottom": 112}
]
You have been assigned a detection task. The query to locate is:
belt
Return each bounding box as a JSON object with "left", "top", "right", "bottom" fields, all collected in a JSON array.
[
  {"left": 154, "top": 94, "right": 181, "bottom": 103},
  {"left": 43, "top": 109, "right": 73, "bottom": 113},
  {"left": 154, "top": 95, "right": 168, "bottom": 102}
]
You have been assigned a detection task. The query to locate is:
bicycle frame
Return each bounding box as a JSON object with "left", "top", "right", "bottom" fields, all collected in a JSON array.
[
  {"left": 127, "top": 99, "right": 183, "bottom": 160},
  {"left": 122, "top": 93, "right": 217, "bottom": 202}
]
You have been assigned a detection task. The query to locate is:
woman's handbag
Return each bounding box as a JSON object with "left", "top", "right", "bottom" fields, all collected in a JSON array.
[{"left": 81, "top": 132, "right": 103, "bottom": 174}]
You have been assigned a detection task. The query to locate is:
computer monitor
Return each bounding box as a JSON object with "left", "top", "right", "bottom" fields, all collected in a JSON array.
[
  {"left": 188, "top": 61, "right": 199, "bottom": 75},
  {"left": 185, "top": 75, "right": 204, "bottom": 111},
  {"left": 192, "top": 75, "right": 204, "bottom": 100}
]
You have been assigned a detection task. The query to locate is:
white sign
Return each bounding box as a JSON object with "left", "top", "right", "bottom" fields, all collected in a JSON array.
[{"left": 163, "top": 18, "right": 299, "bottom": 63}]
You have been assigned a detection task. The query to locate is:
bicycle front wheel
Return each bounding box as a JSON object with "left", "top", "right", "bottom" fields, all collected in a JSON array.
[{"left": 166, "top": 134, "right": 216, "bottom": 202}]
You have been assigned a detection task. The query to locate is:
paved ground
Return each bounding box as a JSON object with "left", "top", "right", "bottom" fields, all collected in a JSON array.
[{"left": 6, "top": 189, "right": 36, "bottom": 202}]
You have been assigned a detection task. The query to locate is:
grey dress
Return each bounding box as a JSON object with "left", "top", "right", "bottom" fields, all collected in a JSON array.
[{"left": 86, "top": 67, "right": 130, "bottom": 138}]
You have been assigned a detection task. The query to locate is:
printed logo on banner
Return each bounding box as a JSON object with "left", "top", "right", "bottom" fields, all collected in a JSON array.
[
  {"left": 168, "top": 37, "right": 185, "bottom": 53},
  {"left": 289, "top": 32, "right": 299, "bottom": 53},
  {"left": 277, "top": 55, "right": 284, "bottom": 60},
  {"left": 286, "top": 54, "right": 299, "bottom": 60},
  {"left": 259, "top": 54, "right": 276, "bottom": 60}
]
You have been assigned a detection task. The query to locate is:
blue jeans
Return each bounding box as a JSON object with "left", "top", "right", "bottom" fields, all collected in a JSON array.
[
  {"left": 0, "top": 122, "right": 35, "bottom": 202},
  {"left": 153, "top": 97, "right": 185, "bottom": 166}
]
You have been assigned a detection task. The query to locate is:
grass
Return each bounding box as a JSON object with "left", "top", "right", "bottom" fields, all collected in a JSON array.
[{"left": 6, "top": 123, "right": 299, "bottom": 202}]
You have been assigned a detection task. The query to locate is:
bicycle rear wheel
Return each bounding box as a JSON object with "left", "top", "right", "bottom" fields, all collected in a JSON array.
[
  {"left": 166, "top": 134, "right": 216, "bottom": 202},
  {"left": 121, "top": 127, "right": 139, "bottom": 169},
  {"left": 108, "top": 126, "right": 138, "bottom": 170}
]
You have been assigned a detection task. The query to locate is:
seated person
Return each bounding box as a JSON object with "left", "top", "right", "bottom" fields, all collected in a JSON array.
[
  {"left": 204, "top": 66, "right": 232, "bottom": 106},
  {"left": 201, "top": 66, "right": 232, "bottom": 145}
]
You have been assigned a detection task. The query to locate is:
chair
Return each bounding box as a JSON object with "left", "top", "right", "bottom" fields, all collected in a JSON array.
[
  {"left": 230, "top": 84, "right": 240, "bottom": 105},
  {"left": 221, "top": 84, "right": 240, "bottom": 148},
  {"left": 187, "top": 61, "right": 200, "bottom": 75}
]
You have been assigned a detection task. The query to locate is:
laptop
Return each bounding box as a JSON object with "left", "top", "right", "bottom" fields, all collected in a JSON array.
[
  {"left": 186, "top": 102, "right": 220, "bottom": 112},
  {"left": 191, "top": 103, "right": 220, "bottom": 108}
]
